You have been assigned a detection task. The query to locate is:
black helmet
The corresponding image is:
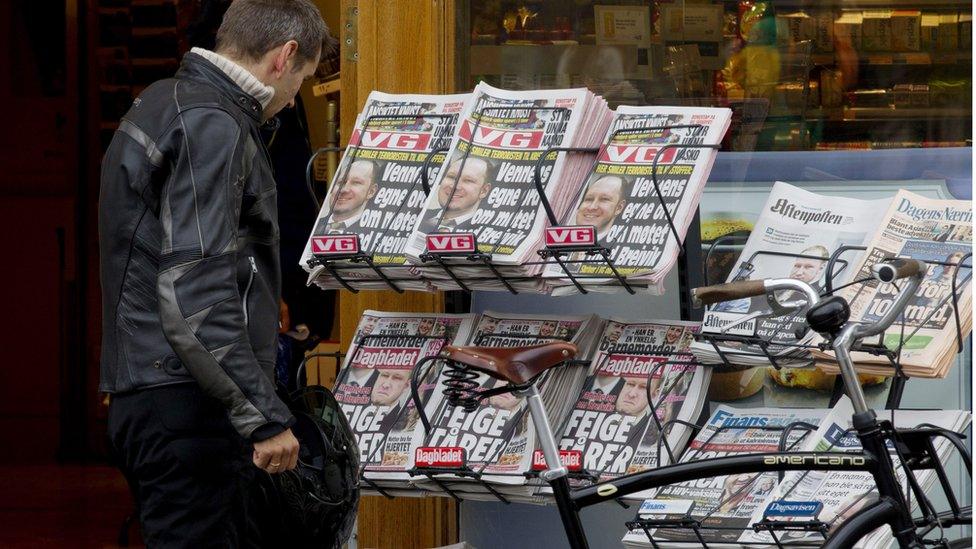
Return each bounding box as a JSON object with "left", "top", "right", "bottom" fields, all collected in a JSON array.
[{"left": 254, "top": 386, "right": 360, "bottom": 548}]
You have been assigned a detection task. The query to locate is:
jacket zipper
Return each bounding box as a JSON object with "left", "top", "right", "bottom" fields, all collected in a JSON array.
[{"left": 243, "top": 256, "right": 257, "bottom": 325}]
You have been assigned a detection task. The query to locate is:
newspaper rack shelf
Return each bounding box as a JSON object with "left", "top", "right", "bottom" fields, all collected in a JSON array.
[
  {"left": 400, "top": 339, "right": 710, "bottom": 506},
  {"left": 307, "top": 112, "right": 721, "bottom": 295},
  {"left": 623, "top": 420, "right": 970, "bottom": 549}
]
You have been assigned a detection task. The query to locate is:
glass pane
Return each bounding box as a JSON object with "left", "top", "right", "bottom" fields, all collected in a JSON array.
[{"left": 457, "top": 0, "right": 972, "bottom": 151}]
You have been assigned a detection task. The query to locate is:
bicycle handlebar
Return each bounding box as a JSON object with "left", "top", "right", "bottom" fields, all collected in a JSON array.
[
  {"left": 691, "top": 279, "right": 767, "bottom": 307},
  {"left": 872, "top": 258, "right": 926, "bottom": 284}
]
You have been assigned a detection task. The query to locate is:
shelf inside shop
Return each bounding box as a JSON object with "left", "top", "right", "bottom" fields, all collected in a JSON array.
[
  {"left": 813, "top": 51, "right": 972, "bottom": 66},
  {"left": 808, "top": 106, "right": 972, "bottom": 122}
]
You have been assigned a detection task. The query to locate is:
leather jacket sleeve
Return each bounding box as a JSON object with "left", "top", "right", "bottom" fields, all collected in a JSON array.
[{"left": 155, "top": 105, "right": 294, "bottom": 440}]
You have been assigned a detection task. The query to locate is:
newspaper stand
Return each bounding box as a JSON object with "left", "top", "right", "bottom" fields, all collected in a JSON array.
[{"left": 305, "top": 110, "right": 726, "bottom": 296}]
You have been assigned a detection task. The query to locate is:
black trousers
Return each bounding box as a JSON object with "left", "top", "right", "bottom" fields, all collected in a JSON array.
[{"left": 108, "top": 384, "right": 263, "bottom": 548}]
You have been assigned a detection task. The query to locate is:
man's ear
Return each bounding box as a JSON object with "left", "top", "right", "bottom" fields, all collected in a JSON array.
[
  {"left": 479, "top": 182, "right": 491, "bottom": 199},
  {"left": 272, "top": 40, "right": 300, "bottom": 77},
  {"left": 367, "top": 183, "right": 378, "bottom": 200},
  {"left": 614, "top": 200, "right": 626, "bottom": 216}
]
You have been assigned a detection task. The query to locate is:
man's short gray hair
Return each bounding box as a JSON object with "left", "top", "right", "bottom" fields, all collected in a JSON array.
[{"left": 216, "top": 0, "right": 330, "bottom": 67}]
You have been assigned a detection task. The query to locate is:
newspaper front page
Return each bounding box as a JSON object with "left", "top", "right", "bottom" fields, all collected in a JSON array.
[
  {"left": 302, "top": 92, "right": 470, "bottom": 290},
  {"left": 546, "top": 106, "right": 731, "bottom": 295},
  {"left": 405, "top": 83, "right": 596, "bottom": 262},
  {"left": 333, "top": 311, "right": 477, "bottom": 490},
  {"left": 415, "top": 312, "right": 600, "bottom": 499},
  {"left": 622, "top": 406, "right": 827, "bottom": 547},
  {"left": 816, "top": 189, "right": 973, "bottom": 376},
  {"left": 554, "top": 320, "right": 708, "bottom": 500},
  {"left": 692, "top": 182, "right": 891, "bottom": 366}
]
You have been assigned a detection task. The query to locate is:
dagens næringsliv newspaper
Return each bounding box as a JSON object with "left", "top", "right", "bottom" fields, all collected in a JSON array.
[
  {"left": 414, "top": 312, "right": 601, "bottom": 500},
  {"left": 404, "top": 82, "right": 611, "bottom": 291},
  {"left": 302, "top": 92, "right": 470, "bottom": 290},
  {"left": 738, "top": 397, "right": 970, "bottom": 548},
  {"left": 692, "top": 182, "right": 891, "bottom": 367},
  {"left": 546, "top": 106, "right": 731, "bottom": 295},
  {"left": 816, "top": 189, "right": 973, "bottom": 377},
  {"left": 621, "top": 406, "right": 826, "bottom": 547},
  {"left": 333, "top": 311, "right": 476, "bottom": 493},
  {"left": 552, "top": 319, "right": 708, "bottom": 501}
]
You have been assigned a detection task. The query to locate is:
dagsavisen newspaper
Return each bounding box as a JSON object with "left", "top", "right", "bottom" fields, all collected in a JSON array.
[
  {"left": 553, "top": 320, "right": 707, "bottom": 500},
  {"left": 738, "top": 397, "right": 970, "bottom": 548},
  {"left": 546, "top": 106, "right": 731, "bottom": 295},
  {"left": 414, "top": 312, "right": 600, "bottom": 500},
  {"left": 816, "top": 189, "right": 973, "bottom": 377},
  {"left": 404, "top": 82, "right": 611, "bottom": 292},
  {"left": 622, "top": 406, "right": 826, "bottom": 547},
  {"left": 333, "top": 311, "right": 476, "bottom": 493},
  {"left": 302, "top": 92, "right": 470, "bottom": 290},
  {"left": 692, "top": 182, "right": 890, "bottom": 366}
]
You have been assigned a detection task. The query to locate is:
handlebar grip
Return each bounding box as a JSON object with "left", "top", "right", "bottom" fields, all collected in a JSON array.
[
  {"left": 691, "top": 280, "right": 767, "bottom": 308},
  {"left": 872, "top": 258, "right": 926, "bottom": 283}
]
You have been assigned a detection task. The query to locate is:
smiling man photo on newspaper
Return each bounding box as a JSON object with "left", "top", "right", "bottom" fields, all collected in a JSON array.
[
  {"left": 419, "top": 157, "right": 493, "bottom": 233},
  {"left": 314, "top": 158, "right": 379, "bottom": 234}
]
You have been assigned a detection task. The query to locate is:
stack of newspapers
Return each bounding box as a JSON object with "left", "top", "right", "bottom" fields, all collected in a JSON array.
[
  {"left": 691, "top": 181, "right": 892, "bottom": 368},
  {"left": 814, "top": 189, "right": 973, "bottom": 379},
  {"left": 331, "top": 310, "right": 477, "bottom": 497},
  {"left": 622, "top": 405, "right": 829, "bottom": 547},
  {"left": 692, "top": 184, "right": 973, "bottom": 385},
  {"left": 544, "top": 319, "right": 710, "bottom": 500},
  {"left": 411, "top": 311, "right": 603, "bottom": 503},
  {"left": 302, "top": 92, "right": 471, "bottom": 291},
  {"left": 544, "top": 106, "right": 732, "bottom": 295},
  {"left": 622, "top": 397, "right": 971, "bottom": 548},
  {"left": 403, "top": 82, "right": 613, "bottom": 292}
]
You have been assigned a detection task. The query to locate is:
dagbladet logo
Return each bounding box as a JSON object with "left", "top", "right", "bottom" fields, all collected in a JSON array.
[
  {"left": 545, "top": 226, "right": 596, "bottom": 248},
  {"left": 531, "top": 449, "right": 583, "bottom": 471},
  {"left": 764, "top": 500, "right": 823, "bottom": 517},
  {"left": 426, "top": 232, "right": 476, "bottom": 254},
  {"left": 415, "top": 446, "right": 466, "bottom": 468},
  {"left": 311, "top": 234, "right": 360, "bottom": 255}
]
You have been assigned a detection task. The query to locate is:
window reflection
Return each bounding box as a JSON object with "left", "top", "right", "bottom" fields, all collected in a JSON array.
[{"left": 459, "top": 1, "right": 972, "bottom": 151}]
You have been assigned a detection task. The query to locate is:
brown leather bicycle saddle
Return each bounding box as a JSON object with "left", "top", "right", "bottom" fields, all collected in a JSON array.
[{"left": 440, "top": 342, "right": 578, "bottom": 385}]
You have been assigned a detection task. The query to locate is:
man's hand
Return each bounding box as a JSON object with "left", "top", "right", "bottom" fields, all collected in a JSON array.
[{"left": 253, "top": 428, "right": 300, "bottom": 473}]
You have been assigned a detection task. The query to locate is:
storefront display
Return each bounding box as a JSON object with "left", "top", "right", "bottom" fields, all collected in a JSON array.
[
  {"left": 310, "top": 81, "right": 971, "bottom": 546},
  {"left": 305, "top": 2, "right": 971, "bottom": 547}
]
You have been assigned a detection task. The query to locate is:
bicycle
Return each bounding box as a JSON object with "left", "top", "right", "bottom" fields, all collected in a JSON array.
[{"left": 413, "top": 258, "right": 972, "bottom": 548}]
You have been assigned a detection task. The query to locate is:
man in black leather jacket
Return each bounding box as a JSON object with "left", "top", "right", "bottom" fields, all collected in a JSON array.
[{"left": 98, "top": 1, "right": 330, "bottom": 545}]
